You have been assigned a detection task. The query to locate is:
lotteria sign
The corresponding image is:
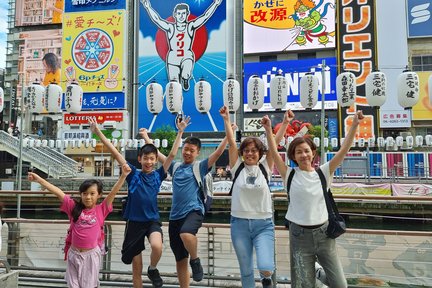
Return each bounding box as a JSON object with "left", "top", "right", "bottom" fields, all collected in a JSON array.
[
  {"left": 243, "top": 57, "right": 337, "bottom": 111},
  {"left": 64, "top": 112, "right": 123, "bottom": 124}
]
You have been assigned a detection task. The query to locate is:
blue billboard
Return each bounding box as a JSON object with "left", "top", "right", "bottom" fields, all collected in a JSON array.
[
  {"left": 243, "top": 57, "right": 337, "bottom": 111},
  {"left": 65, "top": 0, "right": 125, "bottom": 12},
  {"left": 407, "top": 0, "right": 432, "bottom": 38},
  {"left": 137, "top": 0, "right": 226, "bottom": 132}
]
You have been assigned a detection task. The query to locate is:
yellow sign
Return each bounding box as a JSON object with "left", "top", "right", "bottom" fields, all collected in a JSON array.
[
  {"left": 62, "top": 10, "right": 125, "bottom": 92},
  {"left": 244, "top": 0, "right": 295, "bottom": 29},
  {"left": 412, "top": 72, "right": 432, "bottom": 120}
]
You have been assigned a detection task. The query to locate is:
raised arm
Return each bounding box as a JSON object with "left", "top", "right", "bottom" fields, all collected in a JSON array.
[
  {"left": 28, "top": 172, "right": 65, "bottom": 201},
  {"left": 274, "top": 110, "right": 295, "bottom": 146},
  {"left": 262, "top": 115, "right": 288, "bottom": 180},
  {"left": 329, "top": 110, "right": 364, "bottom": 174},
  {"left": 163, "top": 116, "right": 191, "bottom": 172},
  {"left": 89, "top": 118, "right": 126, "bottom": 166},
  {"left": 191, "top": 0, "right": 222, "bottom": 29},
  {"left": 141, "top": 0, "right": 172, "bottom": 31},
  {"left": 104, "top": 164, "right": 131, "bottom": 206},
  {"left": 139, "top": 128, "right": 167, "bottom": 164},
  {"left": 219, "top": 106, "right": 238, "bottom": 168}
]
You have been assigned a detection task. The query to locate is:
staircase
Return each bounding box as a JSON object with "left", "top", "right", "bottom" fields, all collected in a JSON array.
[{"left": 0, "top": 131, "right": 78, "bottom": 178}]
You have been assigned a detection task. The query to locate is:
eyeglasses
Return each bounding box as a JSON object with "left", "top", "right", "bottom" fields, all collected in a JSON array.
[{"left": 244, "top": 149, "right": 259, "bottom": 154}]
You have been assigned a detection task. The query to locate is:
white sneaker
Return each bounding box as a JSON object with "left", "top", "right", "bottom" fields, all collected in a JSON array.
[{"left": 315, "top": 262, "right": 329, "bottom": 287}]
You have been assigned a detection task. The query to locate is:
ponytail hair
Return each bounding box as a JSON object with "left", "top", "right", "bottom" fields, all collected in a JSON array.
[{"left": 71, "top": 179, "right": 103, "bottom": 222}]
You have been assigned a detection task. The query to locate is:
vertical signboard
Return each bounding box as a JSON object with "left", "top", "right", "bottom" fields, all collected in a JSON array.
[
  {"left": 62, "top": 1, "right": 126, "bottom": 110},
  {"left": 412, "top": 72, "right": 432, "bottom": 120},
  {"left": 138, "top": 0, "right": 226, "bottom": 132},
  {"left": 337, "top": 0, "right": 378, "bottom": 139},
  {"left": 243, "top": 0, "right": 336, "bottom": 54}
]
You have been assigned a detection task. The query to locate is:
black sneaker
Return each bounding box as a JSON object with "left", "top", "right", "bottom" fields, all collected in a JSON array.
[
  {"left": 147, "top": 266, "right": 163, "bottom": 288},
  {"left": 262, "top": 277, "right": 272, "bottom": 288},
  {"left": 189, "top": 257, "right": 203, "bottom": 282}
]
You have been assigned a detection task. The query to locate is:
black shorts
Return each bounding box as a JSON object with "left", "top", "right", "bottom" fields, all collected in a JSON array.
[
  {"left": 121, "top": 220, "right": 162, "bottom": 265},
  {"left": 169, "top": 211, "right": 204, "bottom": 262}
]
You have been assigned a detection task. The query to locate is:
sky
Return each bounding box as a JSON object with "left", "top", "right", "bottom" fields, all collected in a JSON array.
[{"left": 0, "top": 1, "right": 7, "bottom": 69}]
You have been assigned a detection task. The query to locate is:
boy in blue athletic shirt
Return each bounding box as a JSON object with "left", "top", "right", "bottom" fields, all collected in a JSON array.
[{"left": 89, "top": 116, "right": 190, "bottom": 288}]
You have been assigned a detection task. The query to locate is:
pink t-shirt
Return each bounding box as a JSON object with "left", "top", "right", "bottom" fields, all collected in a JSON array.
[{"left": 60, "top": 195, "right": 112, "bottom": 249}]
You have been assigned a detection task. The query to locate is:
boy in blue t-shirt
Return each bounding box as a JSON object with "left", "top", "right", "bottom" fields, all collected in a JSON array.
[
  {"left": 166, "top": 135, "right": 228, "bottom": 287},
  {"left": 89, "top": 116, "right": 190, "bottom": 288}
]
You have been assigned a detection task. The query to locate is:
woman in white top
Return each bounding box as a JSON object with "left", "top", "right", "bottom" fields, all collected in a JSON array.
[
  {"left": 220, "top": 106, "right": 287, "bottom": 288},
  {"left": 263, "top": 110, "right": 363, "bottom": 288}
]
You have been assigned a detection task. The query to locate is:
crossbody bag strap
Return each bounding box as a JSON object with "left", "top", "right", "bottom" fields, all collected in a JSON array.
[
  {"left": 316, "top": 167, "right": 336, "bottom": 217},
  {"left": 229, "top": 162, "right": 245, "bottom": 196},
  {"left": 286, "top": 168, "right": 296, "bottom": 202}
]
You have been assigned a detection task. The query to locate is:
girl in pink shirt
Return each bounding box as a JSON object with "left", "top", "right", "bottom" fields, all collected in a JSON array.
[{"left": 28, "top": 163, "right": 130, "bottom": 288}]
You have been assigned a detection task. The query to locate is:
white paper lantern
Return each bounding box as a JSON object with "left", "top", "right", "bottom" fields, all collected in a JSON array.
[
  {"left": 300, "top": 74, "right": 319, "bottom": 110},
  {"left": 323, "top": 138, "right": 329, "bottom": 148},
  {"left": 91, "top": 139, "right": 97, "bottom": 148},
  {"left": 367, "top": 137, "right": 375, "bottom": 147},
  {"left": 127, "top": 139, "right": 133, "bottom": 148},
  {"left": 112, "top": 138, "right": 118, "bottom": 147},
  {"left": 425, "top": 135, "right": 432, "bottom": 146},
  {"left": 406, "top": 136, "right": 414, "bottom": 147},
  {"left": 377, "top": 137, "right": 385, "bottom": 148},
  {"left": 146, "top": 82, "right": 163, "bottom": 115},
  {"left": 286, "top": 136, "right": 294, "bottom": 148},
  {"left": 270, "top": 74, "right": 287, "bottom": 110},
  {"left": 397, "top": 71, "right": 419, "bottom": 109},
  {"left": 119, "top": 139, "right": 126, "bottom": 148},
  {"left": 138, "top": 139, "right": 145, "bottom": 147},
  {"left": 76, "top": 139, "right": 82, "bottom": 148},
  {"left": 0, "top": 87, "right": 4, "bottom": 113},
  {"left": 162, "top": 139, "right": 168, "bottom": 148},
  {"left": 56, "top": 139, "right": 62, "bottom": 148},
  {"left": 336, "top": 72, "right": 356, "bottom": 107},
  {"left": 133, "top": 139, "right": 138, "bottom": 148},
  {"left": 313, "top": 137, "right": 320, "bottom": 147},
  {"left": 365, "top": 71, "right": 387, "bottom": 107},
  {"left": 63, "top": 140, "right": 69, "bottom": 149},
  {"left": 27, "top": 83, "right": 45, "bottom": 114},
  {"left": 223, "top": 78, "right": 240, "bottom": 113},
  {"left": 386, "top": 136, "right": 395, "bottom": 147},
  {"left": 29, "top": 139, "right": 35, "bottom": 148},
  {"left": 194, "top": 79, "right": 212, "bottom": 113},
  {"left": 46, "top": 84, "right": 63, "bottom": 113},
  {"left": 247, "top": 75, "right": 264, "bottom": 111},
  {"left": 331, "top": 138, "right": 338, "bottom": 148},
  {"left": 395, "top": 136, "right": 404, "bottom": 147},
  {"left": 35, "top": 139, "right": 41, "bottom": 148},
  {"left": 340, "top": 138, "right": 345, "bottom": 146},
  {"left": 41, "top": 139, "right": 48, "bottom": 147},
  {"left": 358, "top": 138, "right": 365, "bottom": 147},
  {"left": 154, "top": 139, "right": 160, "bottom": 148},
  {"left": 84, "top": 139, "right": 90, "bottom": 148},
  {"left": 415, "top": 135, "right": 423, "bottom": 147},
  {"left": 166, "top": 80, "right": 183, "bottom": 114},
  {"left": 23, "top": 138, "right": 29, "bottom": 148},
  {"left": 65, "top": 82, "right": 83, "bottom": 113},
  {"left": 48, "top": 139, "right": 55, "bottom": 148}
]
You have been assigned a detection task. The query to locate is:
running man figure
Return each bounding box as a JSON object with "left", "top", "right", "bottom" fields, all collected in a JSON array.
[{"left": 141, "top": 0, "right": 222, "bottom": 90}]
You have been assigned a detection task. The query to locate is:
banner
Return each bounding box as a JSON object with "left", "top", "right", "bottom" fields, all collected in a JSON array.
[
  {"left": 331, "top": 183, "right": 391, "bottom": 195},
  {"left": 243, "top": 57, "right": 337, "bottom": 111},
  {"left": 412, "top": 72, "right": 432, "bottom": 120},
  {"left": 337, "top": 0, "right": 378, "bottom": 140},
  {"left": 62, "top": 10, "right": 126, "bottom": 110},
  {"left": 391, "top": 183, "right": 432, "bottom": 196},
  {"left": 138, "top": 0, "right": 227, "bottom": 132},
  {"left": 243, "top": 0, "right": 336, "bottom": 54}
]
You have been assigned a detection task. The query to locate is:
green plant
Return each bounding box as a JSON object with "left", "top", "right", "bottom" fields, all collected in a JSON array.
[
  {"left": 308, "top": 125, "right": 332, "bottom": 153},
  {"left": 152, "top": 125, "right": 177, "bottom": 156}
]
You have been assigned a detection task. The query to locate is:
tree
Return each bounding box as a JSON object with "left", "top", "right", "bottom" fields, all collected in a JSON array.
[{"left": 152, "top": 125, "right": 177, "bottom": 156}]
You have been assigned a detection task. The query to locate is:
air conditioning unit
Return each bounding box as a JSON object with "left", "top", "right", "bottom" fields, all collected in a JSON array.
[{"left": 399, "top": 131, "right": 412, "bottom": 150}]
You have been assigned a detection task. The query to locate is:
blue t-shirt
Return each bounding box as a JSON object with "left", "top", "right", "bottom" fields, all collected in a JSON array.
[
  {"left": 168, "top": 159, "right": 209, "bottom": 220},
  {"left": 123, "top": 163, "right": 166, "bottom": 222}
]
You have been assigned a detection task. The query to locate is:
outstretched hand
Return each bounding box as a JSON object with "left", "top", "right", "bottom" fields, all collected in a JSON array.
[
  {"left": 177, "top": 115, "right": 191, "bottom": 132},
  {"left": 283, "top": 110, "right": 295, "bottom": 124},
  {"left": 352, "top": 110, "right": 364, "bottom": 126},
  {"left": 219, "top": 106, "right": 230, "bottom": 120},
  {"left": 231, "top": 123, "right": 238, "bottom": 132},
  {"left": 121, "top": 163, "right": 132, "bottom": 177},
  {"left": 88, "top": 117, "right": 99, "bottom": 134},
  {"left": 28, "top": 172, "right": 42, "bottom": 183},
  {"left": 261, "top": 115, "right": 272, "bottom": 130}
]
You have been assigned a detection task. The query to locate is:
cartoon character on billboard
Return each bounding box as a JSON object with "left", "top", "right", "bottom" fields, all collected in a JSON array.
[
  {"left": 285, "top": 0, "right": 335, "bottom": 49},
  {"left": 141, "top": 0, "right": 222, "bottom": 91}
]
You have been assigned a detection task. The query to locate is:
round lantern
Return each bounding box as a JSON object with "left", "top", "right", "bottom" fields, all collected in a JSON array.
[
  {"left": 323, "top": 138, "right": 329, "bottom": 148},
  {"left": 127, "top": 139, "right": 133, "bottom": 148},
  {"left": 377, "top": 137, "right": 385, "bottom": 148},
  {"left": 406, "top": 136, "right": 414, "bottom": 148},
  {"left": 41, "top": 139, "right": 48, "bottom": 147},
  {"left": 0, "top": 87, "right": 4, "bottom": 113},
  {"left": 35, "top": 139, "right": 42, "bottom": 148},
  {"left": 119, "top": 139, "right": 126, "bottom": 148},
  {"left": 154, "top": 139, "right": 160, "bottom": 148},
  {"left": 247, "top": 75, "right": 264, "bottom": 111},
  {"left": 112, "top": 138, "right": 118, "bottom": 147},
  {"left": 133, "top": 139, "right": 138, "bottom": 148},
  {"left": 138, "top": 139, "right": 145, "bottom": 147},
  {"left": 162, "top": 139, "right": 168, "bottom": 148},
  {"left": 91, "top": 139, "right": 97, "bottom": 148},
  {"left": 300, "top": 73, "right": 319, "bottom": 110},
  {"left": 165, "top": 80, "right": 183, "bottom": 114},
  {"left": 194, "top": 79, "right": 212, "bottom": 113},
  {"left": 313, "top": 137, "right": 320, "bottom": 147},
  {"left": 397, "top": 70, "right": 419, "bottom": 109},
  {"left": 46, "top": 83, "right": 63, "bottom": 113},
  {"left": 331, "top": 138, "right": 338, "bottom": 148},
  {"left": 84, "top": 139, "right": 90, "bottom": 148},
  {"left": 29, "top": 138, "right": 35, "bottom": 148},
  {"left": 336, "top": 72, "right": 356, "bottom": 107},
  {"left": 358, "top": 138, "right": 365, "bottom": 147},
  {"left": 395, "top": 136, "right": 404, "bottom": 147},
  {"left": 415, "top": 135, "right": 423, "bottom": 147},
  {"left": 48, "top": 139, "right": 55, "bottom": 148},
  {"left": 56, "top": 139, "right": 62, "bottom": 149},
  {"left": 27, "top": 83, "right": 45, "bottom": 114},
  {"left": 23, "top": 138, "right": 29, "bottom": 148},
  {"left": 425, "top": 135, "right": 432, "bottom": 146},
  {"left": 146, "top": 82, "right": 163, "bottom": 115},
  {"left": 223, "top": 78, "right": 240, "bottom": 113},
  {"left": 385, "top": 137, "right": 395, "bottom": 147},
  {"left": 270, "top": 74, "right": 287, "bottom": 110},
  {"left": 365, "top": 71, "right": 387, "bottom": 107},
  {"left": 63, "top": 140, "right": 69, "bottom": 149},
  {"left": 65, "top": 82, "right": 83, "bottom": 113},
  {"left": 367, "top": 137, "right": 375, "bottom": 147}
]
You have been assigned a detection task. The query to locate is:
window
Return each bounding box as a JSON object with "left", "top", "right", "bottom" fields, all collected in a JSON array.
[
  {"left": 298, "top": 52, "right": 316, "bottom": 60},
  {"left": 259, "top": 55, "right": 277, "bottom": 62},
  {"left": 412, "top": 55, "right": 432, "bottom": 71}
]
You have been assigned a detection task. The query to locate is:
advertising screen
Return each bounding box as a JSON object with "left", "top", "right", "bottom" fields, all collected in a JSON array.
[{"left": 243, "top": 0, "right": 335, "bottom": 54}]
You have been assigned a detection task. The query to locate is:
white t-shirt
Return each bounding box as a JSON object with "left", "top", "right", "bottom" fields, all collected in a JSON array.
[
  {"left": 230, "top": 158, "right": 272, "bottom": 219},
  {"left": 284, "top": 162, "right": 333, "bottom": 226}
]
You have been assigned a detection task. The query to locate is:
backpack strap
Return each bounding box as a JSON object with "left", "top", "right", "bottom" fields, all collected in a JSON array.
[
  {"left": 286, "top": 168, "right": 296, "bottom": 202},
  {"left": 258, "top": 163, "right": 269, "bottom": 184},
  {"left": 229, "top": 162, "right": 245, "bottom": 196},
  {"left": 192, "top": 161, "right": 203, "bottom": 188},
  {"left": 172, "top": 162, "right": 181, "bottom": 177}
]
